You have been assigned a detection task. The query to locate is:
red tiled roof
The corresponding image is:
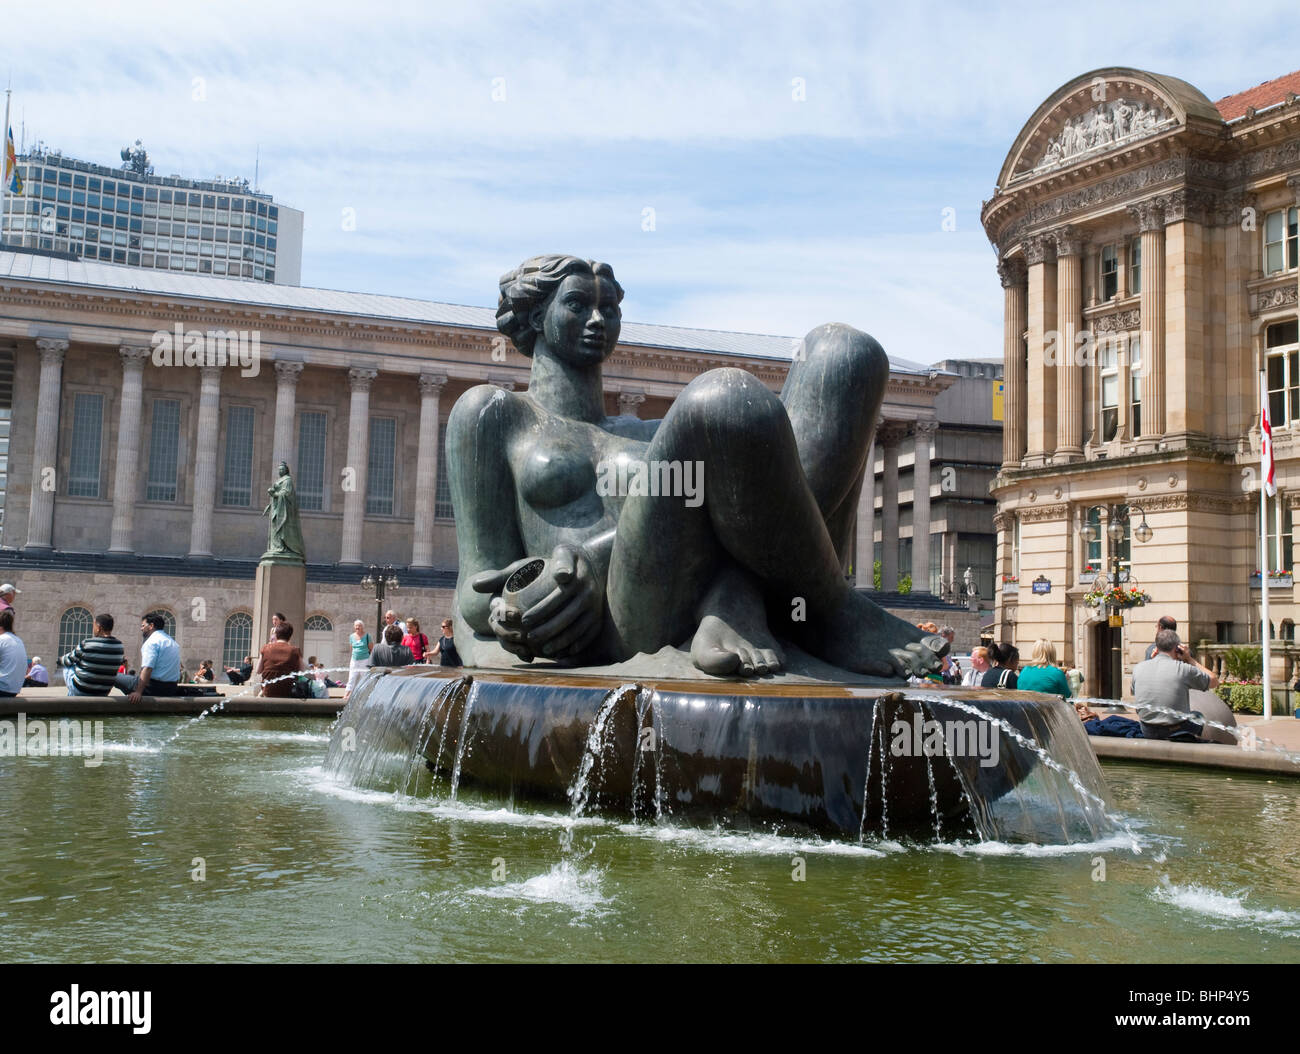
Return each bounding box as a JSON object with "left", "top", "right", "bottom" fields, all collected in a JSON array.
[{"left": 1215, "top": 70, "right": 1300, "bottom": 121}]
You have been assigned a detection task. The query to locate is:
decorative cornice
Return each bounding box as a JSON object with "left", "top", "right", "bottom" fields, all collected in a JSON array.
[
  {"left": 875, "top": 420, "right": 911, "bottom": 447},
  {"left": 118, "top": 343, "right": 150, "bottom": 370},
  {"left": 1094, "top": 308, "right": 1142, "bottom": 333},
  {"left": 997, "top": 257, "right": 1027, "bottom": 288},
  {"left": 273, "top": 359, "right": 305, "bottom": 386},
  {"left": 1127, "top": 197, "right": 1164, "bottom": 233},
  {"left": 35, "top": 343, "right": 68, "bottom": 371},
  {"left": 348, "top": 367, "right": 378, "bottom": 392},
  {"left": 1018, "top": 502, "right": 1070, "bottom": 522},
  {"left": 1054, "top": 226, "right": 1086, "bottom": 257},
  {"left": 1132, "top": 493, "right": 1241, "bottom": 513},
  {"left": 418, "top": 372, "right": 449, "bottom": 396},
  {"left": 1023, "top": 233, "right": 1055, "bottom": 266},
  {"left": 1254, "top": 284, "right": 1299, "bottom": 314}
]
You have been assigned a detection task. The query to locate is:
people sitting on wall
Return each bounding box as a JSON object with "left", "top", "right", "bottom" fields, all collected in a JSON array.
[
  {"left": 257, "top": 623, "right": 307, "bottom": 698},
  {"left": 58, "top": 613, "right": 126, "bottom": 697},
  {"left": 23, "top": 656, "right": 49, "bottom": 688},
  {"left": 192, "top": 660, "right": 216, "bottom": 683},
  {"left": 371, "top": 624, "right": 414, "bottom": 668},
  {"left": 938, "top": 625, "right": 962, "bottom": 684},
  {"left": 1131, "top": 629, "right": 1220, "bottom": 741},
  {"left": 0, "top": 609, "right": 28, "bottom": 697},
  {"left": 981, "top": 642, "right": 1020, "bottom": 689},
  {"left": 225, "top": 656, "right": 254, "bottom": 685},
  {"left": 1016, "top": 638, "right": 1072, "bottom": 697},
  {"left": 115, "top": 614, "right": 181, "bottom": 702}
]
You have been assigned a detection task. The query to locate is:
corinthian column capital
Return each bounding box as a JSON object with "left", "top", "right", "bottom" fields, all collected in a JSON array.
[{"left": 348, "top": 367, "right": 378, "bottom": 392}]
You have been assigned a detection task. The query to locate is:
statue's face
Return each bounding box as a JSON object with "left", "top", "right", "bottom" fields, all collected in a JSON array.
[{"left": 538, "top": 274, "right": 621, "bottom": 366}]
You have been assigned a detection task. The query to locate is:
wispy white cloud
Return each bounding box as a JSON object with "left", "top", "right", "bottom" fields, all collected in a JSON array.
[{"left": 7, "top": 0, "right": 1300, "bottom": 357}]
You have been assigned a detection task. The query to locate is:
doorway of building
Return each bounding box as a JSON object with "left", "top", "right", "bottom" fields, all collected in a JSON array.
[{"left": 1091, "top": 621, "right": 1124, "bottom": 699}]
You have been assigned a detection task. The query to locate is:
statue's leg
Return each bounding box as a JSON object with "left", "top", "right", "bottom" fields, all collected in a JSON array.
[
  {"left": 779, "top": 323, "right": 887, "bottom": 565},
  {"left": 606, "top": 367, "right": 942, "bottom": 678}
]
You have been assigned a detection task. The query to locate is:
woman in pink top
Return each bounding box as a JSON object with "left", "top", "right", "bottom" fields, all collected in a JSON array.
[{"left": 402, "top": 618, "right": 430, "bottom": 663}]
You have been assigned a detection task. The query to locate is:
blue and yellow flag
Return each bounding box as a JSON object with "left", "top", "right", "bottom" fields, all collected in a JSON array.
[{"left": 4, "top": 126, "right": 21, "bottom": 194}]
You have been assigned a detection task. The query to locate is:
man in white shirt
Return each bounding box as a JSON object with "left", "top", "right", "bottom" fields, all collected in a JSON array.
[
  {"left": 115, "top": 614, "right": 182, "bottom": 702},
  {"left": 0, "top": 609, "right": 27, "bottom": 696},
  {"left": 383, "top": 610, "right": 407, "bottom": 636},
  {"left": 962, "top": 646, "right": 991, "bottom": 687}
]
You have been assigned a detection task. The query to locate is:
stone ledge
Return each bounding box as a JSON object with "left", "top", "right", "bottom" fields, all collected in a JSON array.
[
  {"left": 1091, "top": 735, "right": 1300, "bottom": 777},
  {"left": 0, "top": 696, "right": 343, "bottom": 717}
]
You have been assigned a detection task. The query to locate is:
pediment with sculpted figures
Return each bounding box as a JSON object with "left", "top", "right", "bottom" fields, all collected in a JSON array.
[
  {"left": 1032, "top": 97, "right": 1176, "bottom": 175},
  {"left": 996, "top": 69, "right": 1224, "bottom": 190}
]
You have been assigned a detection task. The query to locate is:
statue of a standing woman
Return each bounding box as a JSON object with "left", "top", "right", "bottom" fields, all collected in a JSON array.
[{"left": 262, "top": 461, "right": 306, "bottom": 564}]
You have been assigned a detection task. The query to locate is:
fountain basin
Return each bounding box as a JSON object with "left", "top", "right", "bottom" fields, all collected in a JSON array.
[{"left": 325, "top": 667, "right": 1114, "bottom": 843}]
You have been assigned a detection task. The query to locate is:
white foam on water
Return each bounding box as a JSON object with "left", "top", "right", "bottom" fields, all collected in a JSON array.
[
  {"left": 242, "top": 732, "right": 332, "bottom": 743},
  {"left": 931, "top": 832, "right": 1144, "bottom": 858},
  {"left": 1152, "top": 882, "right": 1300, "bottom": 935},
  {"left": 615, "top": 823, "right": 888, "bottom": 859},
  {"left": 303, "top": 769, "right": 607, "bottom": 830},
  {"left": 466, "top": 860, "right": 612, "bottom": 917},
  {"left": 99, "top": 742, "right": 161, "bottom": 755}
]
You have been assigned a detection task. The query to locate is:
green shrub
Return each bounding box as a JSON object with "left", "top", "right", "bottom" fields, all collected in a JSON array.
[
  {"left": 898, "top": 574, "right": 912, "bottom": 595},
  {"left": 873, "top": 560, "right": 882, "bottom": 591},
  {"left": 1215, "top": 684, "right": 1264, "bottom": 714},
  {"left": 1223, "top": 646, "right": 1262, "bottom": 681}
]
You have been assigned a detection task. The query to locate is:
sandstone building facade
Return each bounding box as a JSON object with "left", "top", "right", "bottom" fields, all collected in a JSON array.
[{"left": 982, "top": 67, "right": 1300, "bottom": 696}]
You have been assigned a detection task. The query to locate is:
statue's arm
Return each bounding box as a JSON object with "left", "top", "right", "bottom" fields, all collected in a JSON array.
[{"left": 448, "top": 385, "right": 527, "bottom": 634}]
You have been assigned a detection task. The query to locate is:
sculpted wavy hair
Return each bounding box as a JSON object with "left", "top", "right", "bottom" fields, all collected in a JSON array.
[{"left": 495, "top": 255, "right": 624, "bottom": 358}]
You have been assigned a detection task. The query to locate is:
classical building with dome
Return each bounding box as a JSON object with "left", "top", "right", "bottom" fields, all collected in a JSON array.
[{"left": 983, "top": 67, "right": 1300, "bottom": 697}]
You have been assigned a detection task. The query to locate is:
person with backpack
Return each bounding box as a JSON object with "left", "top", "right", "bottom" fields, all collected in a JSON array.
[
  {"left": 402, "top": 618, "right": 430, "bottom": 663},
  {"left": 981, "top": 642, "right": 1020, "bottom": 690}
]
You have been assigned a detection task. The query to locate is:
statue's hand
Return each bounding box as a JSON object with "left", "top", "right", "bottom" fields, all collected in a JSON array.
[
  {"left": 472, "top": 558, "right": 542, "bottom": 661},
  {"left": 518, "top": 544, "right": 604, "bottom": 661}
]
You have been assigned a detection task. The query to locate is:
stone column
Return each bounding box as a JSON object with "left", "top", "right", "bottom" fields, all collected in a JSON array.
[
  {"left": 339, "top": 367, "right": 377, "bottom": 565},
  {"left": 24, "top": 338, "right": 68, "bottom": 550},
  {"left": 998, "top": 258, "right": 1028, "bottom": 468},
  {"left": 188, "top": 365, "right": 223, "bottom": 558},
  {"left": 854, "top": 438, "right": 876, "bottom": 589},
  {"left": 911, "top": 420, "right": 937, "bottom": 595},
  {"left": 107, "top": 344, "right": 151, "bottom": 554},
  {"left": 1129, "top": 198, "right": 1165, "bottom": 440},
  {"left": 1023, "top": 234, "right": 1057, "bottom": 465},
  {"left": 618, "top": 391, "right": 646, "bottom": 418},
  {"left": 411, "top": 372, "right": 448, "bottom": 569},
  {"left": 1290, "top": 175, "right": 1300, "bottom": 330},
  {"left": 1054, "top": 228, "right": 1085, "bottom": 460},
  {"left": 878, "top": 422, "right": 906, "bottom": 591},
  {"left": 271, "top": 359, "right": 304, "bottom": 471}
]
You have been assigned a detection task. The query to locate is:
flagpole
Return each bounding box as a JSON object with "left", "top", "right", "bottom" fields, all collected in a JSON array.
[
  {"left": 0, "top": 88, "right": 10, "bottom": 251},
  {"left": 1261, "top": 370, "right": 1273, "bottom": 721}
]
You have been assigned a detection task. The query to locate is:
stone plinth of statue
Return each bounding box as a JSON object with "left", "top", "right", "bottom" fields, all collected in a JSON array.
[{"left": 252, "top": 461, "right": 308, "bottom": 663}]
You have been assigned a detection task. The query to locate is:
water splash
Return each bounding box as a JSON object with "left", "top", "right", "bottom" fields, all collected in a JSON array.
[
  {"left": 568, "top": 683, "right": 641, "bottom": 818},
  {"left": 913, "top": 694, "right": 1141, "bottom": 852}
]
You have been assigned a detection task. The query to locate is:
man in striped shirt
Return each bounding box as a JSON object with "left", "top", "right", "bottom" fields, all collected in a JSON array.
[{"left": 58, "top": 613, "right": 126, "bottom": 696}]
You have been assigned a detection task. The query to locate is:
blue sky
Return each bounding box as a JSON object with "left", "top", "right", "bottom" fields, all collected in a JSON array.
[{"left": 9, "top": 1, "right": 1300, "bottom": 362}]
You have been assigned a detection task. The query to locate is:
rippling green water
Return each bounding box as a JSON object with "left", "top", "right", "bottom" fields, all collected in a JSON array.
[{"left": 1, "top": 716, "right": 1297, "bottom": 963}]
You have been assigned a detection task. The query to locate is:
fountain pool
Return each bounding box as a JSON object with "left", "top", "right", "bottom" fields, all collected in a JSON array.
[{"left": 1, "top": 707, "right": 1298, "bottom": 962}]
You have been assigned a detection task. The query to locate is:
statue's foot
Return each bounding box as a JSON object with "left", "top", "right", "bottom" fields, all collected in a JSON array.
[
  {"left": 691, "top": 614, "right": 784, "bottom": 677},
  {"left": 800, "top": 589, "right": 947, "bottom": 680},
  {"left": 690, "top": 563, "right": 784, "bottom": 677}
]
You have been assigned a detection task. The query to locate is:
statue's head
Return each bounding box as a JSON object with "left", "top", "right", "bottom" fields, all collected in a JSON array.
[
  {"left": 496, "top": 255, "right": 624, "bottom": 367},
  {"left": 277, "top": 460, "right": 290, "bottom": 477}
]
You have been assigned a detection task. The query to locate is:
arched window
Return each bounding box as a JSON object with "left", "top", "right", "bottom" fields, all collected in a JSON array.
[
  {"left": 58, "top": 607, "right": 94, "bottom": 659},
  {"left": 304, "top": 615, "right": 332, "bottom": 633},
  {"left": 222, "top": 612, "right": 253, "bottom": 669},
  {"left": 144, "top": 608, "right": 177, "bottom": 639}
]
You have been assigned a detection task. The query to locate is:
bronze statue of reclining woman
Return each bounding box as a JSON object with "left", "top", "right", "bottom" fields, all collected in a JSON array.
[{"left": 448, "top": 254, "right": 945, "bottom": 681}]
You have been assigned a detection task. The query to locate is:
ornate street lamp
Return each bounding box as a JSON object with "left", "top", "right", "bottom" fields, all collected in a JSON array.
[
  {"left": 1079, "top": 503, "right": 1153, "bottom": 627},
  {"left": 361, "top": 565, "right": 400, "bottom": 642}
]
